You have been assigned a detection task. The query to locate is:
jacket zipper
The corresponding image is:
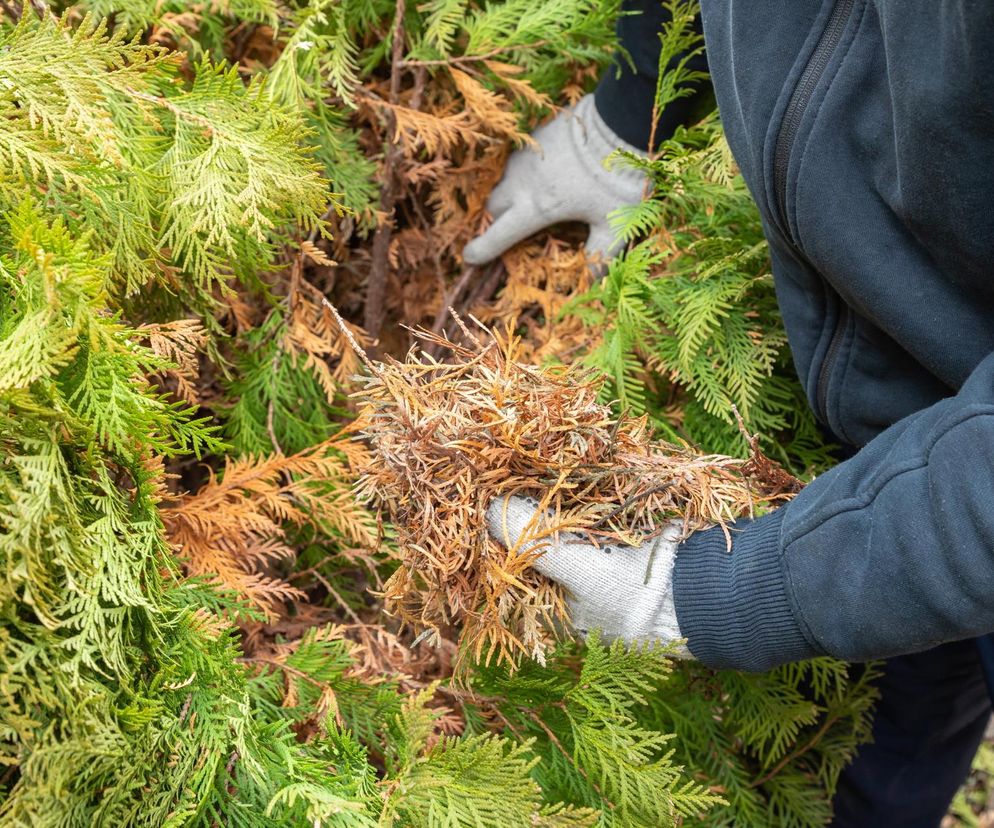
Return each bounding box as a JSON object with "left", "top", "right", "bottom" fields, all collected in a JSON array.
[
  {"left": 773, "top": 0, "right": 856, "bottom": 231},
  {"left": 772, "top": 0, "right": 856, "bottom": 423}
]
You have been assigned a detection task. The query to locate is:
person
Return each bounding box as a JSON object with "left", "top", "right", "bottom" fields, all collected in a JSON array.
[{"left": 465, "top": 2, "right": 994, "bottom": 826}]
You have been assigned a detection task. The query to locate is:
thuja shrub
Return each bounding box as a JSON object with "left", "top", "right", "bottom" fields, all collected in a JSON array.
[{"left": 0, "top": 3, "right": 877, "bottom": 826}]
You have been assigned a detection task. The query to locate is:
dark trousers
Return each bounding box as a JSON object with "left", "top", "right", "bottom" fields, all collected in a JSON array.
[{"left": 830, "top": 638, "right": 993, "bottom": 827}]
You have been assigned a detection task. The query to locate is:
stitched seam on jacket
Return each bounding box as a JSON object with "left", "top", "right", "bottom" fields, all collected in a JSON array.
[
  {"left": 806, "top": 279, "right": 842, "bottom": 420},
  {"left": 774, "top": 511, "right": 827, "bottom": 657},
  {"left": 832, "top": 312, "right": 859, "bottom": 447},
  {"left": 782, "top": 404, "right": 994, "bottom": 545}
]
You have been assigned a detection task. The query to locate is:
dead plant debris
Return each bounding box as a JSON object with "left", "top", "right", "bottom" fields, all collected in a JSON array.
[{"left": 334, "top": 308, "right": 801, "bottom": 668}]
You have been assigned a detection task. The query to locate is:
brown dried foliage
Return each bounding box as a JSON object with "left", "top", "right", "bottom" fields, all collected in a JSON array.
[
  {"left": 473, "top": 236, "right": 595, "bottom": 365},
  {"left": 284, "top": 281, "right": 373, "bottom": 402},
  {"left": 140, "top": 318, "right": 207, "bottom": 403},
  {"left": 341, "top": 316, "right": 799, "bottom": 667},
  {"left": 341, "top": 58, "right": 550, "bottom": 351},
  {"left": 163, "top": 434, "right": 377, "bottom": 619}
]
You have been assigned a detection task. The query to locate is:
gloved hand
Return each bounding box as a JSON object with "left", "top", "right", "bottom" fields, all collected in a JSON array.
[
  {"left": 486, "top": 495, "right": 692, "bottom": 656},
  {"left": 463, "top": 94, "right": 649, "bottom": 266}
]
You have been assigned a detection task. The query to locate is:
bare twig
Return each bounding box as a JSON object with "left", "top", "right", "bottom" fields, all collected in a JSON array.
[
  {"left": 588, "top": 482, "right": 679, "bottom": 532},
  {"left": 428, "top": 266, "right": 477, "bottom": 342},
  {"left": 749, "top": 714, "right": 840, "bottom": 789},
  {"left": 729, "top": 403, "right": 757, "bottom": 447},
  {"left": 312, "top": 570, "right": 364, "bottom": 625},
  {"left": 266, "top": 349, "right": 284, "bottom": 455},
  {"left": 398, "top": 41, "right": 550, "bottom": 68},
  {"left": 364, "top": 0, "right": 408, "bottom": 350},
  {"left": 461, "top": 259, "right": 505, "bottom": 312},
  {"left": 230, "top": 21, "right": 259, "bottom": 63},
  {"left": 27, "top": 0, "right": 56, "bottom": 24}
]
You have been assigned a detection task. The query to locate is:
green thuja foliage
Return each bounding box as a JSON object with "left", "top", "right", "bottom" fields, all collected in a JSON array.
[
  {"left": 73, "top": 0, "right": 623, "bottom": 231},
  {"left": 221, "top": 311, "right": 342, "bottom": 456},
  {"left": 264, "top": 0, "right": 380, "bottom": 222},
  {"left": 0, "top": 12, "right": 374, "bottom": 825},
  {"left": 467, "top": 636, "right": 724, "bottom": 827},
  {"left": 0, "top": 11, "right": 329, "bottom": 304},
  {"left": 470, "top": 639, "right": 878, "bottom": 828},
  {"left": 576, "top": 115, "right": 830, "bottom": 469},
  {"left": 0, "top": 9, "right": 345, "bottom": 825},
  {"left": 652, "top": 660, "right": 880, "bottom": 827},
  {"left": 0, "top": 3, "right": 879, "bottom": 827}
]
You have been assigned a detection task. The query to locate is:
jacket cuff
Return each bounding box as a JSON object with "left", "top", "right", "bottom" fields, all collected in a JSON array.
[
  {"left": 672, "top": 509, "right": 820, "bottom": 671},
  {"left": 594, "top": 63, "right": 660, "bottom": 151},
  {"left": 594, "top": 64, "right": 713, "bottom": 151}
]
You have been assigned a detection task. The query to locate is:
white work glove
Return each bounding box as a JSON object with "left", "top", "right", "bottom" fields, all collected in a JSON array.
[
  {"left": 486, "top": 495, "right": 691, "bottom": 656},
  {"left": 463, "top": 94, "right": 649, "bottom": 266}
]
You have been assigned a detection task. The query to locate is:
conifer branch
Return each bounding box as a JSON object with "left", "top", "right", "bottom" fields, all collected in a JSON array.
[
  {"left": 528, "top": 708, "right": 613, "bottom": 808},
  {"left": 748, "top": 713, "right": 842, "bottom": 789},
  {"left": 398, "top": 40, "right": 551, "bottom": 68},
  {"left": 364, "top": 0, "right": 408, "bottom": 348}
]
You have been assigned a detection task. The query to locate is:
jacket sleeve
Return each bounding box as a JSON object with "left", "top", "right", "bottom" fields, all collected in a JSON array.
[
  {"left": 672, "top": 348, "right": 994, "bottom": 671},
  {"left": 594, "top": 0, "right": 711, "bottom": 150}
]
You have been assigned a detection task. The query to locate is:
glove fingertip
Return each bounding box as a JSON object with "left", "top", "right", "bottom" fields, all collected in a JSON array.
[
  {"left": 486, "top": 178, "right": 516, "bottom": 216},
  {"left": 584, "top": 223, "right": 623, "bottom": 264},
  {"left": 462, "top": 233, "right": 497, "bottom": 266},
  {"left": 462, "top": 215, "right": 517, "bottom": 265}
]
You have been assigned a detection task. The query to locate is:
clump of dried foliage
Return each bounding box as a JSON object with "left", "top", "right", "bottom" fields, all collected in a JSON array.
[{"left": 345, "top": 316, "right": 800, "bottom": 666}]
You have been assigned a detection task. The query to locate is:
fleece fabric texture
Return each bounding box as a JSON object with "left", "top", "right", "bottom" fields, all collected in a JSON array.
[{"left": 600, "top": 0, "right": 994, "bottom": 671}]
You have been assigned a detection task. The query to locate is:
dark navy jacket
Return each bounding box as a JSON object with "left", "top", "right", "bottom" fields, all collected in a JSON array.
[{"left": 597, "top": 0, "right": 994, "bottom": 671}]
